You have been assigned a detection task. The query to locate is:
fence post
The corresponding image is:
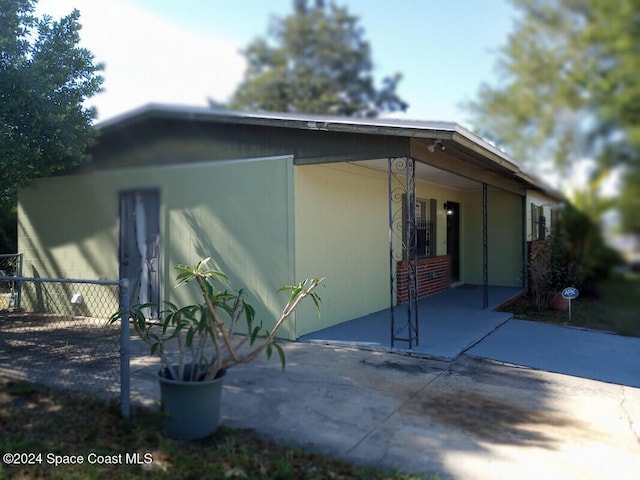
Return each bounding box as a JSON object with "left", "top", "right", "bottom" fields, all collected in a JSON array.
[
  {"left": 119, "top": 278, "right": 130, "bottom": 418},
  {"left": 15, "top": 253, "right": 23, "bottom": 310}
]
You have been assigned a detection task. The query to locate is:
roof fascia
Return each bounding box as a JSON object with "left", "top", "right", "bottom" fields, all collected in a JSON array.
[{"left": 96, "top": 103, "right": 563, "bottom": 199}]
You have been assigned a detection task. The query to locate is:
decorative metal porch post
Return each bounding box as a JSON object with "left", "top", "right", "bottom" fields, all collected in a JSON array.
[
  {"left": 388, "top": 157, "right": 419, "bottom": 349},
  {"left": 522, "top": 196, "right": 528, "bottom": 291}
]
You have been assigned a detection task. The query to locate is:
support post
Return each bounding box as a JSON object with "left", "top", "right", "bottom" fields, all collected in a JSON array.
[
  {"left": 16, "top": 253, "right": 23, "bottom": 310},
  {"left": 388, "top": 160, "right": 395, "bottom": 346},
  {"left": 522, "top": 196, "right": 528, "bottom": 291},
  {"left": 482, "top": 183, "right": 489, "bottom": 309},
  {"left": 388, "top": 157, "right": 419, "bottom": 349},
  {"left": 119, "top": 277, "right": 131, "bottom": 418}
]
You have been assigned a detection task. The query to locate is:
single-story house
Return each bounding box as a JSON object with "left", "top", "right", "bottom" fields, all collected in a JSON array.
[{"left": 17, "top": 104, "right": 562, "bottom": 341}]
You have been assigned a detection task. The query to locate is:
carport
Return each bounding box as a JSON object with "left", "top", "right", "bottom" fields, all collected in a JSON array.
[
  {"left": 352, "top": 146, "right": 532, "bottom": 350},
  {"left": 287, "top": 114, "right": 552, "bottom": 349}
]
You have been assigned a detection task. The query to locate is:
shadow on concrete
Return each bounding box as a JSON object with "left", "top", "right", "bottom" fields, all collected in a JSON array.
[{"left": 212, "top": 342, "right": 578, "bottom": 478}]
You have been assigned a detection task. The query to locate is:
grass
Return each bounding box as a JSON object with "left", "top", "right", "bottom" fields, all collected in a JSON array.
[
  {"left": 0, "top": 378, "right": 436, "bottom": 480},
  {"left": 502, "top": 273, "right": 640, "bottom": 337}
]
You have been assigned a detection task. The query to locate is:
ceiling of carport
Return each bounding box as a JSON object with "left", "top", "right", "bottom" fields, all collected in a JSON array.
[{"left": 351, "top": 159, "right": 483, "bottom": 191}]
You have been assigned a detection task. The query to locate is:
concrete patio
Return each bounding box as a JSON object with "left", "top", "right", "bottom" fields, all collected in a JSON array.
[
  {"left": 302, "top": 284, "right": 640, "bottom": 388},
  {"left": 301, "top": 285, "right": 524, "bottom": 359}
]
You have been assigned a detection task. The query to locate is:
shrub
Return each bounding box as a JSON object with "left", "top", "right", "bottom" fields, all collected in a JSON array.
[{"left": 528, "top": 202, "right": 623, "bottom": 310}]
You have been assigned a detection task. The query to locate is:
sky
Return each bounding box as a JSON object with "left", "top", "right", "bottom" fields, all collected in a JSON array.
[{"left": 35, "top": 0, "right": 519, "bottom": 126}]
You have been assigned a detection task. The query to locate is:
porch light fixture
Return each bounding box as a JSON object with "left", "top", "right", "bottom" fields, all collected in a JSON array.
[
  {"left": 444, "top": 202, "right": 454, "bottom": 216},
  {"left": 426, "top": 139, "right": 445, "bottom": 153}
]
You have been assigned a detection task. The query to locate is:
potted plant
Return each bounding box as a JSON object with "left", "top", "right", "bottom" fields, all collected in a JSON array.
[{"left": 110, "top": 258, "right": 322, "bottom": 439}]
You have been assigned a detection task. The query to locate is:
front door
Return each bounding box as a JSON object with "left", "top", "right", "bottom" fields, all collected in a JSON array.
[
  {"left": 446, "top": 201, "right": 460, "bottom": 283},
  {"left": 119, "top": 189, "right": 161, "bottom": 318}
]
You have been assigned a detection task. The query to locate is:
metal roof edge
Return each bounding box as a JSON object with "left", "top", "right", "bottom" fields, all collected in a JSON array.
[
  {"left": 450, "top": 125, "right": 564, "bottom": 199},
  {"left": 517, "top": 172, "right": 565, "bottom": 201},
  {"left": 96, "top": 102, "right": 459, "bottom": 136},
  {"left": 451, "top": 127, "right": 520, "bottom": 172},
  {"left": 94, "top": 103, "right": 563, "bottom": 198}
]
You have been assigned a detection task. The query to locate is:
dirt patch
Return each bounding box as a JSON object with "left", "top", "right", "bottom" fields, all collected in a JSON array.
[
  {"left": 402, "top": 387, "right": 579, "bottom": 447},
  {"left": 0, "top": 313, "right": 121, "bottom": 397},
  {"left": 451, "top": 355, "right": 552, "bottom": 394}
]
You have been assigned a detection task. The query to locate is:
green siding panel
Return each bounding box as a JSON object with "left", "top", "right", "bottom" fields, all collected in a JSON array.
[
  {"left": 294, "top": 163, "right": 390, "bottom": 335},
  {"left": 163, "top": 156, "right": 296, "bottom": 338},
  {"left": 18, "top": 156, "right": 296, "bottom": 335},
  {"left": 461, "top": 188, "right": 524, "bottom": 287}
]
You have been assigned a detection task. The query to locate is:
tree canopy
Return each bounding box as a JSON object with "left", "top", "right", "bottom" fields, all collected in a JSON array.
[
  {"left": 466, "top": 0, "right": 640, "bottom": 233},
  {"left": 226, "top": 0, "right": 407, "bottom": 117},
  {"left": 0, "top": 0, "right": 103, "bottom": 205}
]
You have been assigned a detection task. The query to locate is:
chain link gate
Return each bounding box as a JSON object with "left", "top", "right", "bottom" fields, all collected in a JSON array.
[
  {"left": 0, "top": 253, "right": 23, "bottom": 310},
  {"left": 0, "top": 274, "right": 130, "bottom": 417}
]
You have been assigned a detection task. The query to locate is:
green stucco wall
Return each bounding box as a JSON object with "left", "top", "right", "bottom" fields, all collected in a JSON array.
[
  {"left": 19, "top": 176, "right": 120, "bottom": 281},
  {"left": 292, "top": 163, "right": 527, "bottom": 336},
  {"left": 293, "top": 163, "right": 390, "bottom": 335},
  {"left": 18, "top": 156, "right": 296, "bottom": 334},
  {"left": 18, "top": 151, "right": 530, "bottom": 335},
  {"left": 461, "top": 188, "right": 524, "bottom": 287},
  {"left": 18, "top": 172, "right": 122, "bottom": 317}
]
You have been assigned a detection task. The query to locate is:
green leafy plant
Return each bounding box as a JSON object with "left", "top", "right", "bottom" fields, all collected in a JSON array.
[
  {"left": 528, "top": 203, "right": 624, "bottom": 310},
  {"left": 110, "top": 258, "right": 322, "bottom": 382},
  {"left": 529, "top": 233, "right": 570, "bottom": 309}
]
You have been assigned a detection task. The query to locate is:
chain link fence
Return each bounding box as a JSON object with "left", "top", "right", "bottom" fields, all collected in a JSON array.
[
  {"left": 0, "top": 253, "right": 22, "bottom": 310},
  {"left": 0, "top": 273, "right": 130, "bottom": 416}
]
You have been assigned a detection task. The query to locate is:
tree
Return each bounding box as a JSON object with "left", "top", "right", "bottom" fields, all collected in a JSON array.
[
  {"left": 619, "top": 169, "right": 640, "bottom": 235},
  {"left": 226, "top": 0, "right": 407, "bottom": 117},
  {"left": 0, "top": 0, "right": 102, "bottom": 252},
  {"left": 467, "top": 0, "right": 590, "bottom": 170},
  {"left": 466, "top": 0, "right": 640, "bottom": 234},
  {"left": 0, "top": 0, "right": 103, "bottom": 204}
]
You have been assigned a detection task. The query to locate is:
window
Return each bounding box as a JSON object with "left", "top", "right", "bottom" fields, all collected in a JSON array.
[
  {"left": 403, "top": 196, "right": 436, "bottom": 258},
  {"left": 531, "top": 204, "right": 546, "bottom": 240}
]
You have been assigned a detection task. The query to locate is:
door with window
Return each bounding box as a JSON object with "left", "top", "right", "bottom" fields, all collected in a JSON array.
[{"left": 119, "top": 189, "right": 161, "bottom": 318}]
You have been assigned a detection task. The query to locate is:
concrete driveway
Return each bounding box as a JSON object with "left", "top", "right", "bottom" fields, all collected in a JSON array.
[
  {"left": 128, "top": 328, "right": 640, "bottom": 479},
  {"left": 2, "top": 303, "right": 638, "bottom": 479},
  {"left": 468, "top": 319, "right": 640, "bottom": 388}
]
